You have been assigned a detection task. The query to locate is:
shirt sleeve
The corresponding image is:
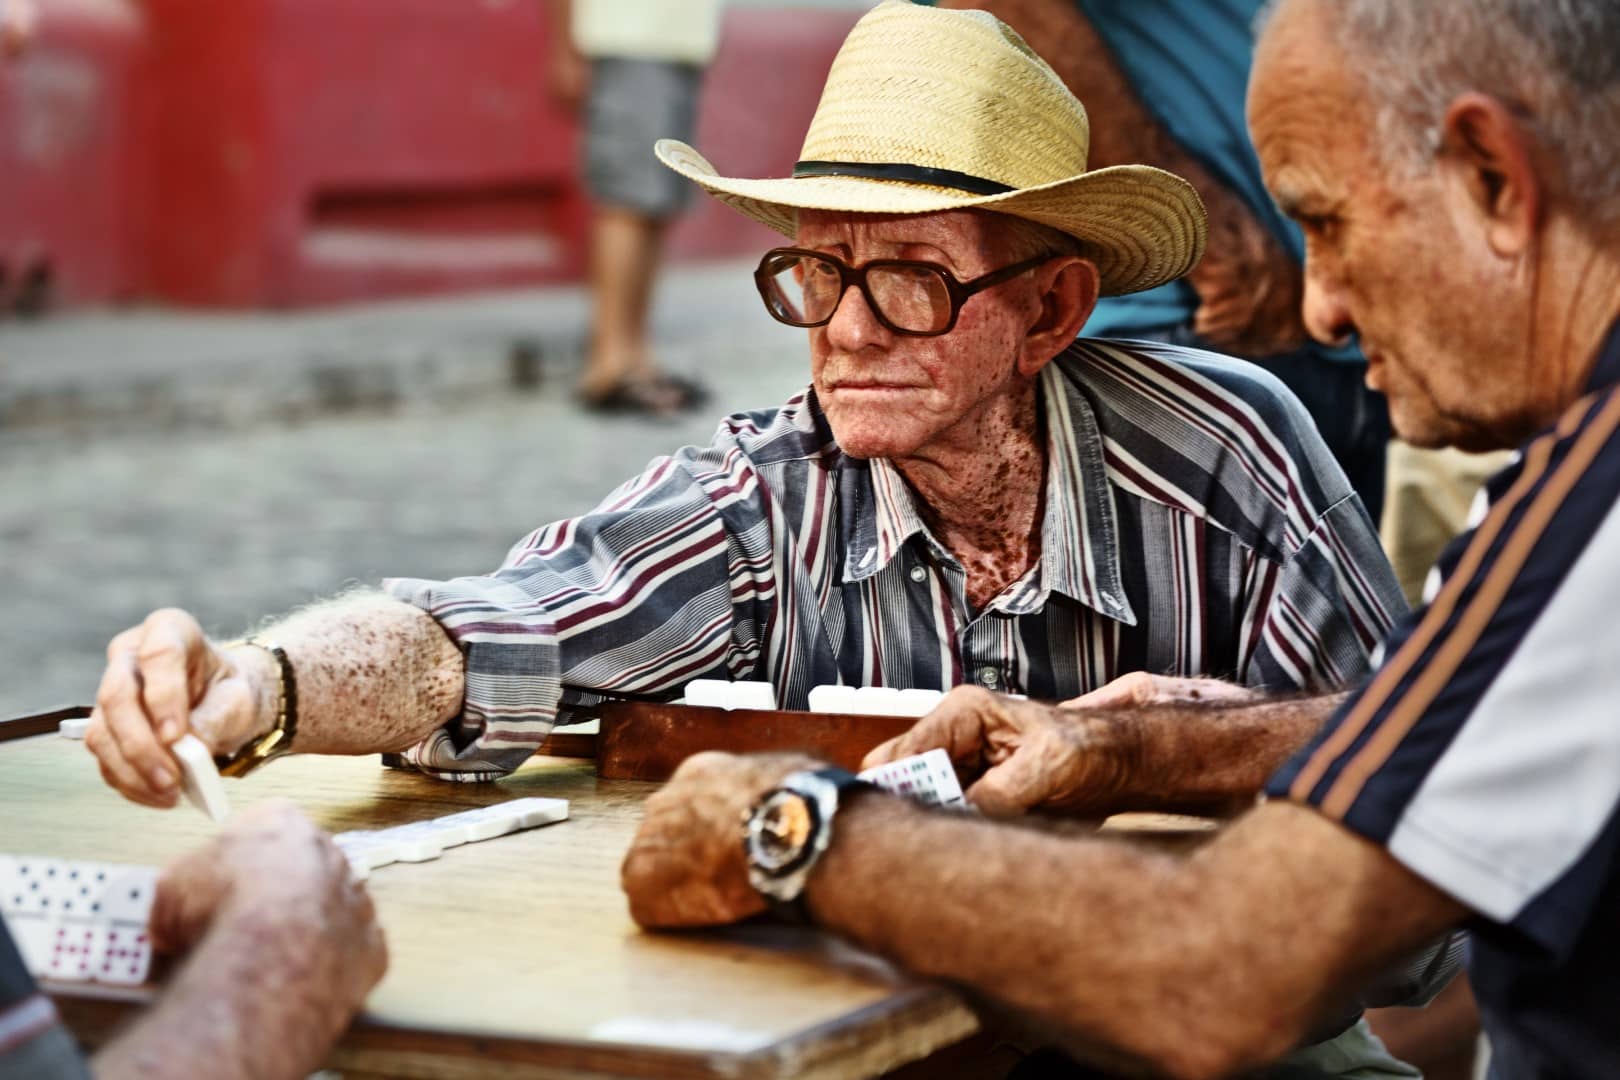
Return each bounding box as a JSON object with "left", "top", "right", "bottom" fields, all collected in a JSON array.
[
  {"left": 1269, "top": 388, "right": 1620, "bottom": 958},
  {"left": 385, "top": 432, "right": 781, "bottom": 779},
  {"left": 0, "top": 924, "right": 91, "bottom": 1080},
  {"left": 1244, "top": 493, "right": 1408, "bottom": 692}
]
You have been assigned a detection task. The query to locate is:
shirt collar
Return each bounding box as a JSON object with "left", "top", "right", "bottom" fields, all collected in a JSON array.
[{"left": 838, "top": 358, "right": 1137, "bottom": 626}]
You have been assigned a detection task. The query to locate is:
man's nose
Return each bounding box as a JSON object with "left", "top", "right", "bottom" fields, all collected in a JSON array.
[
  {"left": 1301, "top": 264, "right": 1355, "bottom": 349},
  {"left": 823, "top": 283, "right": 890, "bottom": 353}
]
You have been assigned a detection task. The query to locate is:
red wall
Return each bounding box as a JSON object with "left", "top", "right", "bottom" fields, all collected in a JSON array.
[
  {"left": 0, "top": 2, "right": 859, "bottom": 309},
  {"left": 0, "top": 0, "right": 148, "bottom": 308}
]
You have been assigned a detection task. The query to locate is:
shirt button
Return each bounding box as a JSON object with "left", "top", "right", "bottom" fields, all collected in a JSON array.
[
  {"left": 909, "top": 565, "right": 927, "bottom": 583},
  {"left": 978, "top": 667, "right": 1000, "bottom": 689}
]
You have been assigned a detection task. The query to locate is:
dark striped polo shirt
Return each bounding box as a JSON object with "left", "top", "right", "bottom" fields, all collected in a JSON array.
[
  {"left": 388, "top": 338, "right": 1404, "bottom": 778},
  {"left": 1271, "top": 321, "right": 1620, "bottom": 1077}
]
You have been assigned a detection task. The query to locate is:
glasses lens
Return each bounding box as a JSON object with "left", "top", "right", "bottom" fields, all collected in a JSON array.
[
  {"left": 867, "top": 263, "right": 953, "bottom": 334},
  {"left": 760, "top": 251, "right": 842, "bottom": 327}
]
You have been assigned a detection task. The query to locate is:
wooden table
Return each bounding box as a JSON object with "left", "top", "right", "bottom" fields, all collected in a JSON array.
[{"left": 0, "top": 730, "right": 980, "bottom": 1079}]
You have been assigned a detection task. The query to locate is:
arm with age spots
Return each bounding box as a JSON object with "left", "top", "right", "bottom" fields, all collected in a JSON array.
[
  {"left": 84, "top": 592, "right": 464, "bottom": 808},
  {"left": 622, "top": 755, "right": 1466, "bottom": 1080},
  {"left": 862, "top": 684, "right": 1345, "bottom": 818}
]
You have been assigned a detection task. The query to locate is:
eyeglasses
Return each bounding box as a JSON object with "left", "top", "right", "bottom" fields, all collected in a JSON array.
[{"left": 754, "top": 247, "right": 1052, "bottom": 337}]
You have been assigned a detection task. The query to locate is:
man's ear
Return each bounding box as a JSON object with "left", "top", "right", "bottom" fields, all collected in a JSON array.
[
  {"left": 1438, "top": 91, "right": 1543, "bottom": 258},
  {"left": 1019, "top": 256, "right": 1099, "bottom": 376}
]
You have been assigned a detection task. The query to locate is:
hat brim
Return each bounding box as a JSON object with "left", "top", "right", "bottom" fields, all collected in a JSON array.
[{"left": 656, "top": 139, "right": 1207, "bottom": 297}]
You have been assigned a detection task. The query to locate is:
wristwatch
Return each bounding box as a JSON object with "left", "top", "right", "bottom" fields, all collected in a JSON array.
[
  {"left": 213, "top": 639, "right": 299, "bottom": 778},
  {"left": 743, "top": 767, "right": 875, "bottom": 917}
]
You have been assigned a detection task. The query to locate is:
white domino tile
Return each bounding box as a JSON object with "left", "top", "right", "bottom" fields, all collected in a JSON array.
[
  {"left": 1, "top": 856, "right": 158, "bottom": 986},
  {"left": 332, "top": 797, "right": 570, "bottom": 876},
  {"left": 57, "top": 716, "right": 91, "bottom": 739},
  {"left": 172, "top": 734, "right": 230, "bottom": 822},
  {"left": 681, "top": 679, "right": 776, "bottom": 711},
  {"left": 806, "top": 684, "right": 944, "bottom": 717},
  {"left": 859, "top": 748, "right": 967, "bottom": 810}
]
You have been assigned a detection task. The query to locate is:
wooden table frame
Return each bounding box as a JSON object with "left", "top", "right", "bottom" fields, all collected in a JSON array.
[{"left": 1, "top": 712, "right": 981, "bottom": 1079}]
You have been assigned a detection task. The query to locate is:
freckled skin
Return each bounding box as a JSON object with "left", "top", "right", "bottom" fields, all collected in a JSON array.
[{"left": 798, "top": 209, "right": 1082, "bottom": 611}]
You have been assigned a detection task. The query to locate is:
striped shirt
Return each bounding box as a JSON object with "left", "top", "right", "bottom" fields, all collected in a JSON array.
[
  {"left": 387, "top": 339, "right": 1404, "bottom": 778},
  {"left": 1269, "top": 320, "right": 1620, "bottom": 1076}
]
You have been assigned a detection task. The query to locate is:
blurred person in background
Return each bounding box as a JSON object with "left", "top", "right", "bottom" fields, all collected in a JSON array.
[
  {"left": 943, "top": 0, "right": 1391, "bottom": 523},
  {"left": 549, "top": 0, "right": 721, "bottom": 415}
]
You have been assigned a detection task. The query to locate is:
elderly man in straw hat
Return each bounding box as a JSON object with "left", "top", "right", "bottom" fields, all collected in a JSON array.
[
  {"left": 626, "top": 0, "right": 1620, "bottom": 1075},
  {"left": 86, "top": 3, "right": 1426, "bottom": 1065}
]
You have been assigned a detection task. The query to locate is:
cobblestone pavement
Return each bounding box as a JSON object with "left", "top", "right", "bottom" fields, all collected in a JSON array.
[{"left": 0, "top": 280, "right": 808, "bottom": 717}]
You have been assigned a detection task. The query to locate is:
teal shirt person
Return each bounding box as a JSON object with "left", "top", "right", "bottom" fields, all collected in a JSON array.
[
  {"left": 1073, "top": 0, "right": 1387, "bottom": 518},
  {"left": 1074, "top": 0, "right": 1351, "bottom": 364}
]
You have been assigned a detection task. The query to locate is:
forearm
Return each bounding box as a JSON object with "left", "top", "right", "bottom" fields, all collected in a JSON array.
[
  {"left": 93, "top": 909, "right": 358, "bottom": 1080},
  {"left": 1118, "top": 693, "right": 1346, "bottom": 813},
  {"left": 804, "top": 799, "right": 1455, "bottom": 1079},
  {"left": 232, "top": 591, "right": 463, "bottom": 756}
]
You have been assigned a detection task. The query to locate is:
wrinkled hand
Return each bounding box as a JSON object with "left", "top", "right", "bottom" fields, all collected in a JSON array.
[
  {"left": 622, "top": 751, "right": 820, "bottom": 929},
  {"left": 85, "top": 608, "right": 272, "bottom": 809},
  {"left": 861, "top": 686, "right": 1143, "bottom": 818},
  {"left": 151, "top": 801, "right": 387, "bottom": 1018},
  {"left": 1187, "top": 184, "right": 1307, "bottom": 358},
  {"left": 1061, "top": 671, "right": 1260, "bottom": 710}
]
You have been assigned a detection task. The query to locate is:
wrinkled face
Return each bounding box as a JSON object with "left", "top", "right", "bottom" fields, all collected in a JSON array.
[
  {"left": 1249, "top": 0, "right": 1537, "bottom": 451},
  {"left": 795, "top": 209, "right": 1044, "bottom": 460}
]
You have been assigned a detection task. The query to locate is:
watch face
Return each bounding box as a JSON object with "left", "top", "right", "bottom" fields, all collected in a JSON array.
[{"left": 747, "top": 790, "right": 820, "bottom": 876}]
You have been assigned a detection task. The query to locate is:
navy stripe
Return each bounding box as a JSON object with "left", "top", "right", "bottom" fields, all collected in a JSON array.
[{"left": 792, "top": 160, "right": 1014, "bottom": 196}]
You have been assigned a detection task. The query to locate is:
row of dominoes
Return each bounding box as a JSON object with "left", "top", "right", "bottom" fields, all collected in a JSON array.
[
  {"left": 807, "top": 685, "right": 944, "bottom": 717},
  {"left": 333, "top": 797, "right": 570, "bottom": 877},
  {"left": 680, "top": 680, "right": 947, "bottom": 718},
  {"left": 857, "top": 748, "right": 967, "bottom": 809},
  {"left": 1, "top": 857, "right": 158, "bottom": 985}
]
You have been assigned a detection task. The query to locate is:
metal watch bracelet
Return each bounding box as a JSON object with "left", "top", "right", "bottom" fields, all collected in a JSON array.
[{"left": 214, "top": 639, "right": 298, "bottom": 777}]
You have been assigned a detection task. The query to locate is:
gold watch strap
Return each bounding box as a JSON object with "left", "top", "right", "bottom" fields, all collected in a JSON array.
[{"left": 214, "top": 640, "right": 298, "bottom": 778}]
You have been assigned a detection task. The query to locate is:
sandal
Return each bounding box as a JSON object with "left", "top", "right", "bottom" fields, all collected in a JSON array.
[
  {"left": 577, "top": 373, "right": 709, "bottom": 416},
  {"left": 578, "top": 379, "right": 686, "bottom": 416},
  {"left": 648, "top": 372, "right": 710, "bottom": 408}
]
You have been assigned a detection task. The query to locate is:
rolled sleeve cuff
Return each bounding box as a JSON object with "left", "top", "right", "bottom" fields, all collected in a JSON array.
[{"left": 384, "top": 574, "right": 565, "bottom": 780}]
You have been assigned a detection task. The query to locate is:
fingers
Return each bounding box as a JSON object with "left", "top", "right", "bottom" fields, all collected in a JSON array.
[
  {"left": 963, "top": 746, "right": 1051, "bottom": 818},
  {"left": 86, "top": 610, "right": 222, "bottom": 807},
  {"left": 1061, "top": 671, "right": 1162, "bottom": 709},
  {"left": 860, "top": 686, "right": 999, "bottom": 770},
  {"left": 135, "top": 609, "right": 213, "bottom": 745},
  {"left": 89, "top": 653, "right": 180, "bottom": 806},
  {"left": 1062, "top": 673, "right": 1260, "bottom": 710}
]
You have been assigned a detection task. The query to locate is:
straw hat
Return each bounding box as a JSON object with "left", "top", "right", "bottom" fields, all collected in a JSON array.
[{"left": 656, "top": 1, "right": 1206, "bottom": 296}]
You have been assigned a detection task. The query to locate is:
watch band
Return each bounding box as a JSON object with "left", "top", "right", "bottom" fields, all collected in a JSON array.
[
  {"left": 746, "top": 766, "right": 876, "bottom": 922},
  {"left": 214, "top": 639, "right": 298, "bottom": 778}
]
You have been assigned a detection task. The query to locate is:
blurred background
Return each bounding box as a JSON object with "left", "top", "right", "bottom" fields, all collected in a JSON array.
[{"left": 0, "top": 0, "right": 876, "bottom": 716}]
